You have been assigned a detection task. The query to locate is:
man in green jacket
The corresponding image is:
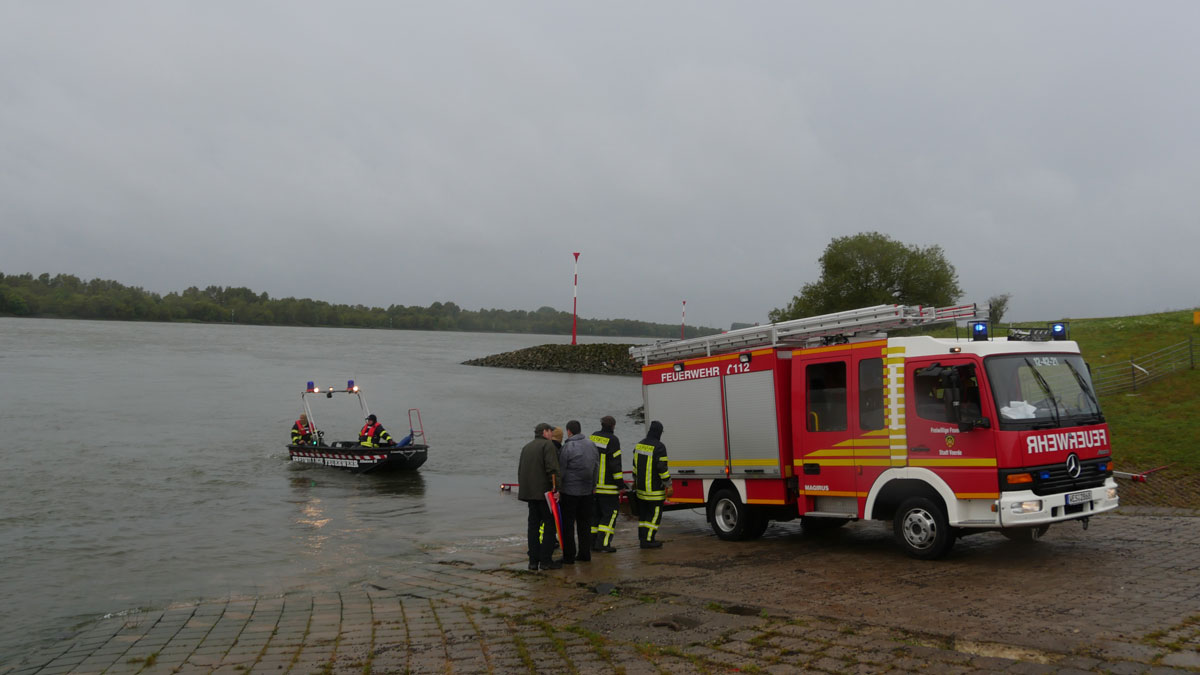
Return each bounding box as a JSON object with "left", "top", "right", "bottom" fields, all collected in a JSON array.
[{"left": 518, "top": 422, "right": 562, "bottom": 570}]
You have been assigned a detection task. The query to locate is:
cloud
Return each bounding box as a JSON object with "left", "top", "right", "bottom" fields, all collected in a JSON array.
[{"left": 2, "top": 2, "right": 1198, "bottom": 329}]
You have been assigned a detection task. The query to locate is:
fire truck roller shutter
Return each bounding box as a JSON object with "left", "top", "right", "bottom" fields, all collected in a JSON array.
[
  {"left": 645, "top": 377, "right": 726, "bottom": 476},
  {"left": 723, "top": 369, "right": 782, "bottom": 477}
]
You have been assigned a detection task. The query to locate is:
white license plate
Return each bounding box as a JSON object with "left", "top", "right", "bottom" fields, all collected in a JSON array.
[{"left": 1066, "top": 490, "right": 1091, "bottom": 506}]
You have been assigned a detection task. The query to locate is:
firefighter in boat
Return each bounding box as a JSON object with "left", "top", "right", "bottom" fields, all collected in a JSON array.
[
  {"left": 359, "top": 414, "right": 395, "bottom": 448},
  {"left": 291, "top": 413, "right": 314, "bottom": 446},
  {"left": 632, "top": 420, "right": 672, "bottom": 549}
]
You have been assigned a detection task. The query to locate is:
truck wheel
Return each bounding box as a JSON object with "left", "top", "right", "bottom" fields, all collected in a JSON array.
[
  {"left": 711, "top": 489, "right": 749, "bottom": 541},
  {"left": 1002, "top": 525, "right": 1050, "bottom": 542},
  {"left": 744, "top": 513, "right": 770, "bottom": 540},
  {"left": 893, "top": 497, "right": 954, "bottom": 559}
]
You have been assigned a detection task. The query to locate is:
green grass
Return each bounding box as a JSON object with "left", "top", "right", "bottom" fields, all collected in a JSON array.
[{"left": 1100, "top": 366, "right": 1200, "bottom": 471}]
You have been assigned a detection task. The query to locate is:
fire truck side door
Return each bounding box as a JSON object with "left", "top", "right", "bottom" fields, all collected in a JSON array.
[
  {"left": 905, "top": 357, "right": 998, "bottom": 500},
  {"left": 793, "top": 354, "right": 857, "bottom": 515}
]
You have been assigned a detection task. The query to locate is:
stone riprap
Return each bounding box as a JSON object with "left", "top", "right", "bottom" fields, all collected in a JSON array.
[{"left": 463, "top": 343, "right": 641, "bottom": 376}]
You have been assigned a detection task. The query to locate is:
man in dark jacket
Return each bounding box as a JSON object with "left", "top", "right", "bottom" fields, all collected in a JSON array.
[
  {"left": 632, "top": 420, "right": 672, "bottom": 549},
  {"left": 558, "top": 420, "right": 599, "bottom": 564},
  {"left": 589, "top": 415, "right": 623, "bottom": 552},
  {"left": 518, "top": 422, "right": 562, "bottom": 570}
]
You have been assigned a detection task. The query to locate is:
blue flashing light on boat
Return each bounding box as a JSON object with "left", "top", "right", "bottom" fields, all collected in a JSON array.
[
  {"left": 347, "top": 379, "right": 357, "bottom": 392},
  {"left": 307, "top": 381, "right": 315, "bottom": 392}
]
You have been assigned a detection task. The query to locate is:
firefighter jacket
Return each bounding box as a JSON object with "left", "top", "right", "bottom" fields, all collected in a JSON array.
[
  {"left": 359, "top": 422, "right": 393, "bottom": 448},
  {"left": 632, "top": 421, "right": 670, "bottom": 501},
  {"left": 589, "top": 429, "right": 623, "bottom": 496},
  {"left": 291, "top": 419, "right": 313, "bottom": 446}
]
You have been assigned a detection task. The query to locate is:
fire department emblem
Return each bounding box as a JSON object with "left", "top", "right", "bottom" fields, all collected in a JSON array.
[{"left": 945, "top": 435, "right": 956, "bottom": 449}]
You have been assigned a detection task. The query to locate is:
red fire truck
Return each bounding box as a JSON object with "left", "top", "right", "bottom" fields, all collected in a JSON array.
[{"left": 629, "top": 304, "right": 1118, "bottom": 559}]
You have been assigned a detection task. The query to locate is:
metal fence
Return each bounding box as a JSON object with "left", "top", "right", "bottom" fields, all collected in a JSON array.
[{"left": 1092, "top": 337, "right": 1195, "bottom": 397}]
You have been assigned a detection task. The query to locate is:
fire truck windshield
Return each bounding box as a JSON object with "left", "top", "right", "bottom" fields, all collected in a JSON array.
[{"left": 984, "top": 354, "right": 1104, "bottom": 430}]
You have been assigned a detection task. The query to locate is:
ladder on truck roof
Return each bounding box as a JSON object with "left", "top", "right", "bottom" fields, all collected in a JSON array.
[{"left": 629, "top": 303, "right": 983, "bottom": 365}]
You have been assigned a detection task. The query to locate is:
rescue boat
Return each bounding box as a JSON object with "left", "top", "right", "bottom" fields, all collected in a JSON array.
[{"left": 286, "top": 380, "right": 429, "bottom": 474}]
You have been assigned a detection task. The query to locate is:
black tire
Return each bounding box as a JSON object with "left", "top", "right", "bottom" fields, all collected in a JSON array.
[
  {"left": 710, "top": 488, "right": 750, "bottom": 541},
  {"left": 1002, "top": 524, "right": 1050, "bottom": 542},
  {"left": 744, "top": 513, "right": 770, "bottom": 540},
  {"left": 801, "top": 516, "right": 851, "bottom": 533},
  {"left": 893, "top": 496, "right": 955, "bottom": 559}
]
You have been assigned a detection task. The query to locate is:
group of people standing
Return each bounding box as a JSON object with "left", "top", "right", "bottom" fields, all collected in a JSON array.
[{"left": 517, "top": 416, "right": 671, "bottom": 571}]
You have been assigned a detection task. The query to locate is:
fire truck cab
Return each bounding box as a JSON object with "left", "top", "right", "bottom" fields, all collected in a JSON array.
[{"left": 631, "top": 304, "right": 1118, "bottom": 559}]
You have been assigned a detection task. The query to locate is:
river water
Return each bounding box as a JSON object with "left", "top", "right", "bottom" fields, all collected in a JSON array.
[{"left": 0, "top": 318, "right": 653, "bottom": 664}]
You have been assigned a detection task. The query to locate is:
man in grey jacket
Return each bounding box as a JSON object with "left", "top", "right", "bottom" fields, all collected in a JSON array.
[{"left": 558, "top": 420, "right": 599, "bottom": 563}]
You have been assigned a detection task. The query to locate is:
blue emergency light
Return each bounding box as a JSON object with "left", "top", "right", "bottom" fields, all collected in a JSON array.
[
  {"left": 347, "top": 379, "right": 356, "bottom": 392},
  {"left": 1050, "top": 322, "right": 1069, "bottom": 340},
  {"left": 1038, "top": 471, "right": 1051, "bottom": 480},
  {"left": 307, "top": 381, "right": 315, "bottom": 392},
  {"left": 971, "top": 321, "right": 989, "bottom": 341}
]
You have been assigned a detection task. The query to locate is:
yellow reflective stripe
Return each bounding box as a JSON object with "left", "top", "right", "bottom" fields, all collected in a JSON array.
[
  {"left": 730, "top": 459, "right": 779, "bottom": 467},
  {"left": 669, "top": 497, "right": 704, "bottom": 503},
  {"left": 804, "top": 448, "right": 890, "bottom": 458},
  {"left": 746, "top": 499, "right": 787, "bottom": 505},
  {"left": 908, "top": 458, "right": 998, "bottom": 467},
  {"left": 956, "top": 492, "right": 1000, "bottom": 499},
  {"left": 589, "top": 435, "right": 609, "bottom": 447},
  {"left": 794, "top": 459, "right": 857, "bottom": 466},
  {"left": 595, "top": 486, "right": 619, "bottom": 495},
  {"left": 669, "top": 459, "right": 726, "bottom": 467}
]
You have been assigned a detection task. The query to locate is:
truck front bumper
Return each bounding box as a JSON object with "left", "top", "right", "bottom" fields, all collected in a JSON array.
[{"left": 997, "top": 477, "right": 1119, "bottom": 528}]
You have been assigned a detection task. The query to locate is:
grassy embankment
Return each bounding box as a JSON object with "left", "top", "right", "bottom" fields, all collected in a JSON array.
[{"left": 1066, "top": 310, "right": 1200, "bottom": 509}]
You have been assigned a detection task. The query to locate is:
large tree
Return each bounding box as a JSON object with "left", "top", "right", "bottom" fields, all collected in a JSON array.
[{"left": 769, "top": 232, "right": 963, "bottom": 322}]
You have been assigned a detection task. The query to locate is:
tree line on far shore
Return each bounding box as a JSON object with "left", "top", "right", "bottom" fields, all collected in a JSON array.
[{"left": 0, "top": 271, "right": 720, "bottom": 338}]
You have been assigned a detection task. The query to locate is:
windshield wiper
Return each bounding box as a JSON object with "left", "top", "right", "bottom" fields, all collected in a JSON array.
[
  {"left": 1024, "top": 358, "right": 1061, "bottom": 427},
  {"left": 1065, "top": 360, "right": 1105, "bottom": 423}
]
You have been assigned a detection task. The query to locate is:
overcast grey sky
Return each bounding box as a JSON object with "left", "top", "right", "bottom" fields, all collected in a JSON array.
[{"left": 2, "top": 2, "right": 1197, "bottom": 329}]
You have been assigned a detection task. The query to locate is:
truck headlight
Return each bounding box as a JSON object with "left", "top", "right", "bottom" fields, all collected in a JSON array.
[
  {"left": 1011, "top": 500, "right": 1043, "bottom": 514},
  {"left": 1107, "top": 488, "right": 1118, "bottom": 500}
]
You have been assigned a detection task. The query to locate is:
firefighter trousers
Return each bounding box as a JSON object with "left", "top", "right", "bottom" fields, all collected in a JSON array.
[
  {"left": 637, "top": 497, "right": 664, "bottom": 544},
  {"left": 591, "top": 493, "right": 619, "bottom": 548}
]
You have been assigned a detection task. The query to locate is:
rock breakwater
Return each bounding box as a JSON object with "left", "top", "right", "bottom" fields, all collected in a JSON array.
[{"left": 463, "top": 343, "right": 641, "bottom": 376}]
